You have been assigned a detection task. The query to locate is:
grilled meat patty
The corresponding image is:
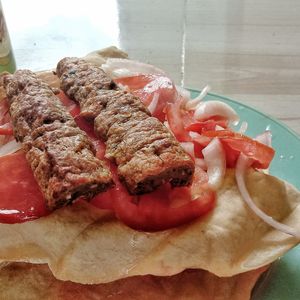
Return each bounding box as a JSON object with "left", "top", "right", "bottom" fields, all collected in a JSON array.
[
  {"left": 3, "top": 70, "right": 114, "bottom": 209},
  {"left": 56, "top": 58, "right": 194, "bottom": 194}
]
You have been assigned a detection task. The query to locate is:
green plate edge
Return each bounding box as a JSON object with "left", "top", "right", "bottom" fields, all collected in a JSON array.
[{"left": 189, "top": 89, "right": 300, "bottom": 300}]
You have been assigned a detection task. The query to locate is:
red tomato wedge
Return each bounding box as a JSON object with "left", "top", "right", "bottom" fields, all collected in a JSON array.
[
  {"left": 202, "top": 130, "right": 275, "bottom": 169},
  {"left": 0, "top": 122, "right": 13, "bottom": 135},
  {"left": 90, "top": 189, "right": 115, "bottom": 211},
  {"left": 185, "top": 116, "right": 229, "bottom": 134},
  {"left": 165, "top": 99, "right": 192, "bottom": 142},
  {"left": 0, "top": 151, "right": 49, "bottom": 223},
  {"left": 111, "top": 166, "right": 215, "bottom": 232},
  {"left": 115, "top": 74, "right": 177, "bottom": 121}
]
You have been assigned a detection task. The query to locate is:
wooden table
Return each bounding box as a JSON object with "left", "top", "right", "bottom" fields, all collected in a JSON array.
[{"left": 3, "top": 0, "right": 300, "bottom": 134}]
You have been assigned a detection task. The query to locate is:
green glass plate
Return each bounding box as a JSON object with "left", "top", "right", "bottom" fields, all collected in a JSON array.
[{"left": 189, "top": 89, "right": 300, "bottom": 300}]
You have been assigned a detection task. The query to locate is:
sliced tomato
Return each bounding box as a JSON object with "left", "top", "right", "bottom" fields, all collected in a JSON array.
[
  {"left": 202, "top": 130, "right": 275, "bottom": 169},
  {"left": 111, "top": 166, "right": 215, "bottom": 231},
  {"left": 0, "top": 151, "right": 49, "bottom": 223},
  {"left": 90, "top": 189, "right": 115, "bottom": 210},
  {"left": 186, "top": 116, "right": 229, "bottom": 134},
  {"left": 0, "top": 122, "right": 13, "bottom": 135},
  {"left": 221, "top": 142, "right": 240, "bottom": 168},
  {"left": 115, "top": 74, "right": 177, "bottom": 121},
  {"left": 115, "top": 74, "right": 153, "bottom": 91},
  {"left": 165, "top": 99, "right": 192, "bottom": 142},
  {"left": 202, "top": 130, "right": 235, "bottom": 138},
  {"left": 193, "top": 141, "right": 205, "bottom": 158}
]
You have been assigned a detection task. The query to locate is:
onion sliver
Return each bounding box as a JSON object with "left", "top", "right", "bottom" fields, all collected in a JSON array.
[
  {"left": 215, "top": 125, "right": 225, "bottom": 131},
  {"left": 180, "top": 142, "right": 195, "bottom": 158},
  {"left": 238, "top": 121, "right": 248, "bottom": 134},
  {"left": 195, "top": 158, "right": 207, "bottom": 170},
  {"left": 176, "top": 85, "right": 191, "bottom": 101},
  {"left": 0, "top": 139, "right": 22, "bottom": 157},
  {"left": 255, "top": 131, "right": 272, "bottom": 147},
  {"left": 185, "top": 85, "right": 211, "bottom": 110},
  {"left": 194, "top": 101, "right": 239, "bottom": 125},
  {"left": 202, "top": 138, "right": 226, "bottom": 189},
  {"left": 147, "top": 92, "right": 159, "bottom": 115},
  {"left": 236, "top": 153, "right": 300, "bottom": 239}
]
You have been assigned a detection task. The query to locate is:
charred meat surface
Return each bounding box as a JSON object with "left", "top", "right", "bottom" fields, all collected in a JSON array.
[
  {"left": 3, "top": 70, "right": 114, "bottom": 209},
  {"left": 57, "top": 58, "right": 194, "bottom": 194}
]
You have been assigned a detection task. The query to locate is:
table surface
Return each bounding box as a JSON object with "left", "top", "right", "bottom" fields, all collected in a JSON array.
[{"left": 2, "top": 0, "right": 300, "bottom": 135}]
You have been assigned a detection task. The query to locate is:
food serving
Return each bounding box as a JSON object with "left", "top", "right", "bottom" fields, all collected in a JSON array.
[{"left": 0, "top": 47, "right": 299, "bottom": 299}]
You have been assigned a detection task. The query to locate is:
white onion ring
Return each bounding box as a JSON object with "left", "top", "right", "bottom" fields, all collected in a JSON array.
[
  {"left": 185, "top": 85, "right": 211, "bottom": 110},
  {"left": 238, "top": 121, "right": 248, "bottom": 134},
  {"left": 202, "top": 138, "right": 226, "bottom": 189},
  {"left": 195, "top": 158, "right": 207, "bottom": 170},
  {"left": 194, "top": 101, "right": 240, "bottom": 125},
  {"left": 147, "top": 92, "right": 159, "bottom": 115},
  {"left": 180, "top": 142, "right": 195, "bottom": 158},
  {"left": 236, "top": 153, "right": 300, "bottom": 239},
  {"left": 255, "top": 131, "right": 272, "bottom": 147},
  {"left": 215, "top": 125, "right": 225, "bottom": 131},
  {"left": 0, "top": 139, "right": 22, "bottom": 157},
  {"left": 176, "top": 85, "right": 191, "bottom": 101}
]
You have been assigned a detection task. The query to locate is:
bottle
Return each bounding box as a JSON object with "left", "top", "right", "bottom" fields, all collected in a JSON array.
[{"left": 0, "top": 1, "right": 16, "bottom": 73}]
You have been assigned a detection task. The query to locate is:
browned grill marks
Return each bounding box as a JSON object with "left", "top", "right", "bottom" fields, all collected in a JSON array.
[
  {"left": 56, "top": 57, "right": 194, "bottom": 194},
  {"left": 3, "top": 70, "right": 114, "bottom": 209}
]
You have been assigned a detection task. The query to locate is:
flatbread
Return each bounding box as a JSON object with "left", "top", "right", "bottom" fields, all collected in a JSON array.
[
  {"left": 0, "top": 170, "right": 299, "bottom": 284},
  {"left": 0, "top": 263, "right": 267, "bottom": 300}
]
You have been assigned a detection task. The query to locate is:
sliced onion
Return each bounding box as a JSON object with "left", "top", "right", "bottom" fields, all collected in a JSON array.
[
  {"left": 195, "top": 158, "right": 207, "bottom": 170},
  {"left": 238, "top": 121, "right": 248, "bottom": 134},
  {"left": 101, "top": 58, "right": 165, "bottom": 79},
  {"left": 190, "top": 131, "right": 211, "bottom": 147},
  {"left": 180, "top": 142, "right": 195, "bottom": 158},
  {"left": 0, "top": 139, "right": 22, "bottom": 157},
  {"left": 215, "top": 125, "right": 225, "bottom": 131},
  {"left": 185, "top": 85, "right": 211, "bottom": 110},
  {"left": 163, "top": 121, "right": 171, "bottom": 131},
  {"left": 255, "top": 131, "right": 272, "bottom": 147},
  {"left": 147, "top": 92, "right": 159, "bottom": 115},
  {"left": 194, "top": 101, "right": 239, "bottom": 125},
  {"left": 175, "top": 85, "right": 191, "bottom": 101},
  {"left": 189, "top": 131, "right": 201, "bottom": 139},
  {"left": 202, "top": 138, "right": 226, "bottom": 189},
  {"left": 236, "top": 153, "right": 300, "bottom": 239}
]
